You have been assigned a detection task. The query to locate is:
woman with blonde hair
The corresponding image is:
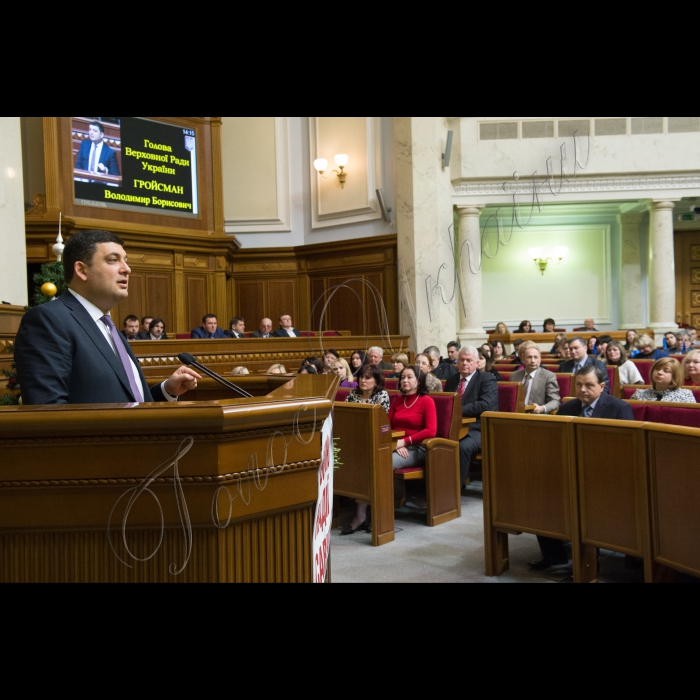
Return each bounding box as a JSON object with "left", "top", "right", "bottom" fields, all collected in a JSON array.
[
  {"left": 332, "top": 358, "right": 357, "bottom": 388},
  {"left": 682, "top": 349, "right": 700, "bottom": 386},
  {"left": 631, "top": 358, "right": 697, "bottom": 403},
  {"left": 391, "top": 352, "right": 410, "bottom": 378},
  {"left": 494, "top": 322, "right": 509, "bottom": 335},
  {"left": 231, "top": 366, "right": 250, "bottom": 376},
  {"left": 633, "top": 334, "right": 669, "bottom": 361},
  {"left": 267, "top": 363, "right": 287, "bottom": 375}
]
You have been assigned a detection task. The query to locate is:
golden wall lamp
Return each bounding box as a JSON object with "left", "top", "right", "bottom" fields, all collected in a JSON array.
[
  {"left": 528, "top": 246, "right": 568, "bottom": 276},
  {"left": 313, "top": 154, "right": 349, "bottom": 188}
]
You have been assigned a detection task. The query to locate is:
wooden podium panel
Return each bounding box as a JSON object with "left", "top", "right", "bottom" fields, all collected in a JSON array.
[{"left": 0, "top": 374, "right": 337, "bottom": 583}]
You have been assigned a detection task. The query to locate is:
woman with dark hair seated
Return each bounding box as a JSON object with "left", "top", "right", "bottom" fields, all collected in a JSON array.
[
  {"left": 390, "top": 367, "right": 437, "bottom": 472},
  {"left": 516, "top": 320, "right": 532, "bottom": 334},
  {"left": 340, "top": 366, "right": 391, "bottom": 535},
  {"left": 631, "top": 358, "right": 697, "bottom": 403},
  {"left": 299, "top": 357, "right": 324, "bottom": 375},
  {"left": 478, "top": 347, "right": 503, "bottom": 382},
  {"left": 349, "top": 350, "right": 368, "bottom": 378},
  {"left": 543, "top": 318, "right": 556, "bottom": 333},
  {"left": 605, "top": 341, "right": 643, "bottom": 385},
  {"left": 490, "top": 340, "right": 507, "bottom": 363},
  {"left": 344, "top": 364, "right": 390, "bottom": 412}
]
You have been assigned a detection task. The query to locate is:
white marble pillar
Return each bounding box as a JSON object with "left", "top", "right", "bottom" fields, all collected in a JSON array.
[
  {"left": 619, "top": 212, "right": 645, "bottom": 330},
  {"left": 648, "top": 200, "right": 678, "bottom": 344},
  {"left": 0, "top": 117, "right": 28, "bottom": 306},
  {"left": 394, "top": 117, "right": 457, "bottom": 354},
  {"left": 456, "top": 206, "right": 487, "bottom": 346}
]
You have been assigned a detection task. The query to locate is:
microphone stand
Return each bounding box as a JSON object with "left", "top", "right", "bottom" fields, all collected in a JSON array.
[{"left": 178, "top": 354, "right": 253, "bottom": 398}]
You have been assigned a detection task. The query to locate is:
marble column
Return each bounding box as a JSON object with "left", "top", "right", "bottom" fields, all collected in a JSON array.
[
  {"left": 394, "top": 117, "right": 456, "bottom": 354},
  {"left": 619, "top": 211, "right": 645, "bottom": 330},
  {"left": 648, "top": 200, "right": 678, "bottom": 344},
  {"left": 0, "top": 117, "right": 28, "bottom": 306},
  {"left": 456, "top": 206, "right": 487, "bottom": 347}
]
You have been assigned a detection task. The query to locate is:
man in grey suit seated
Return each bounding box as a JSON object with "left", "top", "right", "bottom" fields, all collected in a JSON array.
[
  {"left": 559, "top": 336, "right": 609, "bottom": 394},
  {"left": 510, "top": 342, "right": 561, "bottom": 415}
]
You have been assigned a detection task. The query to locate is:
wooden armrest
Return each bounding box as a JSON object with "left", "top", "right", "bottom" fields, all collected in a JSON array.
[
  {"left": 524, "top": 404, "right": 537, "bottom": 413},
  {"left": 459, "top": 418, "right": 476, "bottom": 441},
  {"left": 392, "top": 431, "right": 406, "bottom": 451}
]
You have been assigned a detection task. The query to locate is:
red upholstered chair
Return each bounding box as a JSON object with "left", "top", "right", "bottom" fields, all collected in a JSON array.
[
  {"left": 385, "top": 379, "right": 399, "bottom": 391},
  {"left": 497, "top": 382, "right": 524, "bottom": 413},
  {"left": 335, "top": 389, "right": 351, "bottom": 403},
  {"left": 498, "top": 372, "right": 513, "bottom": 382},
  {"left": 383, "top": 371, "right": 394, "bottom": 378},
  {"left": 176, "top": 334, "right": 190, "bottom": 339},
  {"left": 645, "top": 404, "right": 700, "bottom": 429},
  {"left": 392, "top": 392, "right": 463, "bottom": 527},
  {"left": 622, "top": 386, "right": 645, "bottom": 400},
  {"left": 606, "top": 367, "right": 616, "bottom": 394},
  {"left": 626, "top": 402, "right": 648, "bottom": 422},
  {"left": 323, "top": 331, "right": 341, "bottom": 337},
  {"left": 299, "top": 331, "right": 316, "bottom": 338},
  {"left": 631, "top": 360, "right": 654, "bottom": 384},
  {"left": 555, "top": 374, "right": 573, "bottom": 400}
]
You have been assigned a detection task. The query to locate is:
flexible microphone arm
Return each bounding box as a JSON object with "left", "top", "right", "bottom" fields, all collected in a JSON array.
[{"left": 178, "top": 353, "right": 253, "bottom": 398}]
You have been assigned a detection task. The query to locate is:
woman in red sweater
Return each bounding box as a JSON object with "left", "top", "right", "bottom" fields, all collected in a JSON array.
[{"left": 390, "top": 367, "right": 438, "bottom": 470}]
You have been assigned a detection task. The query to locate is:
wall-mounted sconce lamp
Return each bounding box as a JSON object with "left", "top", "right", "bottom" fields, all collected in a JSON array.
[
  {"left": 313, "top": 154, "right": 349, "bottom": 188},
  {"left": 528, "top": 246, "right": 568, "bottom": 276}
]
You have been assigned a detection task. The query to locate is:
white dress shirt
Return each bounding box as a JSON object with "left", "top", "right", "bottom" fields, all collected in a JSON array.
[{"left": 68, "top": 289, "right": 175, "bottom": 402}]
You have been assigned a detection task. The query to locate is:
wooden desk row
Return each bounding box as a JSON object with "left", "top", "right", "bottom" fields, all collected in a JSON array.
[{"left": 482, "top": 413, "right": 700, "bottom": 583}]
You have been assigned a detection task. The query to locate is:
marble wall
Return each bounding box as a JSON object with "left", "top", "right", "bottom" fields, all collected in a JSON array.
[{"left": 0, "top": 117, "right": 28, "bottom": 306}]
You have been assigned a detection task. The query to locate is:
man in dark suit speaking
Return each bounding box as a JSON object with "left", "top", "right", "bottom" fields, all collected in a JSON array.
[
  {"left": 445, "top": 346, "right": 499, "bottom": 484},
  {"left": 14, "top": 230, "right": 199, "bottom": 405},
  {"left": 531, "top": 366, "right": 634, "bottom": 573},
  {"left": 75, "top": 121, "right": 121, "bottom": 177}
]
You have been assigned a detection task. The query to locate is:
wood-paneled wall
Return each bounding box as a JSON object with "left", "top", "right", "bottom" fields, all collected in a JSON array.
[{"left": 232, "top": 235, "right": 398, "bottom": 336}]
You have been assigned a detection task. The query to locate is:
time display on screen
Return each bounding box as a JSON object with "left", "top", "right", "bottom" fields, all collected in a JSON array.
[{"left": 72, "top": 117, "right": 199, "bottom": 218}]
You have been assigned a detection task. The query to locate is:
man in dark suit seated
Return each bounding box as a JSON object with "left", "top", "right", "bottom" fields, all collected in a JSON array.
[
  {"left": 530, "top": 366, "right": 634, "bottom": 574},
  {"left": 424, "top": 346, "right": 458, "bottom": 381},
  {"left": 224, "top": 317, "right": 246, "bottom": 339},
  {"left": 121, "top": 315, "right": 140, "bottom": 341},
  {"left": 191, "top": 314, "right": 226, "bottom": 339},
  {"left": 271, "top": 314, "right": 301, "bottom": 338},
  {"left": 75, "top": 121, "right": 120, "bottom": 177},
  {"left": 137, "top": 317, "right": 168, "bottom": 340},
  {"left": 445, "top": 347, "right": 499, "bottom": 484},
  {"left": 559, "top": 337, "right": 610, "bottom": 394},
  {"left": 251, "top": 318, "right": 273, "bottom": 338},
  {"left": 14, "top": 230, "right": 199, "bottom": 405},
  {"left": 140, "top": 316, "right": 153, "bottom": 336}
]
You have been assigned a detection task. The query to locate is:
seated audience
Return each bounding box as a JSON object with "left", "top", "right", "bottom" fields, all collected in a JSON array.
[
  {"left": 688, "top": 326, "right": 698, "bottom": 347},
  {"left": 224, "top": 317, "right": 246, "bottom": 339},
  {"left": 251, "top": 319, "right": 273, "bottom": 338},
  {"left": 121, "top": 315, "right": 140, "bottom": 341},
  {"left": 141, "top": 316, "right": 153, "bottom": 336},
  {"left": 345, "top": 365, "right": 390, "bottom": 412},
  {"left": 267, "top": 363, "right": 287, "bottom": 375},
  {"left": 391, "top": 352, "right": 410, "bottom": 378},
  {"left": 424, "top": 346, "right": 458, "bottom": 380},
  {"left": 349, "top": 350, "right": 367, "bottom": 377},
  {"left": 587, "top": 336, "right": 599, "bottom": 355},
  {"left": 683, "top": 350, "right": 700, "bottom": 386},
  {"left": 553, "top": 341, "right": 569, "bottom": 361},
  {"left": 664, "top": 331, "right": 684, "bottom": 354},
  {"left": 191, "top": 314, "right": 225, "bottom": 339},
  {"left": 332, "top": 358, "right": 356, "bottom": 388},
  {"left": 271, "top": 314, "right": 300, "bottom": 338},
  {"left": 676, "top": 330, "right": 693, "bottom": 353},
  {"left": 390, "top": 367, "right": 437, "bottom": 472},
  {"left": 559, "top": 338, "right": 608, "bottom": 394},
  {"left": 533, "top": 367, "right": 634, "bottom": 573},
  {"left": 595, "top": 334, "right": 613, "bottom": 359},
  {"left": 510, "top": 339, "right": 525, "bottom": 365},
  {"left": 633, "top": 334, "right": 670, "bottom": 360},
  {"left": 583, "top": 318, "right": 598, "bottom": 331},
  {"left": 139, "top": 317, "right": 167, "bottom": 340},
  {"left": 605, "top": 341, "right": 644, "bottom": 385},
  {"left": 490, "top": 340, "right": 507, "bottom": 363},
  {"left": 415, "top": 354, "right": 444, "bottom": 393},
  {"left": 631, "top": 358, "right": 697, "bottom": 403},
  {"left": 445, "top": 347, "right": 499, "bottom": 484},
  {"left": 323, "top": 349, "right": 340, "bottom": 375},
  {"left": 543, "top": 318, "right": 556, "bottom": 333},
  {"left": 478, "top": 348, "right": 502, "bottom": 382},
  {"left": 447, "top": 341, "right": 461, "bottom": 364},
  {"left": 494, "top": 322, "right": 509, "bottom": 335},
  {"left": 624, "top": 330, "right": 638, "bottom": 353},
  {"left": 550, "top": 333, "right": 568, "bottom": 354},
  {"left": 367, "top": 346, "right": 392, "bottom": 371},
  {"left": 299, "top": 357, "right": 324, "bottom": 375},
  {"left": 516, "top": 320, "right": 532, "bottom": 334},
  {"left": 480, "top": 343, "right": 493, "bottom": 360},
  {"left": 510, "top": 344, "right": 561, "bottom": 414},
  {"left": 231, "top": 366, "right": 249, "bottom": 376}
]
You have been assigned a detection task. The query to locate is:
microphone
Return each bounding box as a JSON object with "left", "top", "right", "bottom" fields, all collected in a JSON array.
[{"left": 178, "top": 353, "right": 253, "bottom": 398}]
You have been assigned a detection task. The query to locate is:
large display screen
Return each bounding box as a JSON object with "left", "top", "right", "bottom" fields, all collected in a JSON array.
[{"left": 72, "top": 117, "right": 199, "bottom": 217}]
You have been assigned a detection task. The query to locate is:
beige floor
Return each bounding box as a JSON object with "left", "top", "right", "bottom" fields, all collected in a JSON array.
[{"left": 330, "top": 487, "right": 646, "bottom": 584}]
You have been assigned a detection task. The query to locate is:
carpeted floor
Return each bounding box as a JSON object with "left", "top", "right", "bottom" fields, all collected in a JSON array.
[{"left": 330, "top": 487, "right": 646, "bottom": 584}]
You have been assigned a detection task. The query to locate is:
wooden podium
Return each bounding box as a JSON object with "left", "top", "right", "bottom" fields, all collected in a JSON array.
[{"left": 0, "top": 374, "right": 337, "bottom": 583}]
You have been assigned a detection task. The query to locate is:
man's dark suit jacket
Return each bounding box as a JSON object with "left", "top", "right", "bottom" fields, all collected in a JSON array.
[
  {"left": 557, "top": 394, "right": 635, "bottom": 421},
  {"left": 75, "top": 139, "right": 121, "bottom": 176},
  {"left": 558, "top": 356, "right": 610, "bottom": 393},
  {"left": 271, "top": 328, "right": 301, "bottom": 338},
  {"left": 445, "top": 371, "right": 499, "bottom": 436},
  {"left": 250, "top": 331, "right": 272, "bottom": 338},
  {"left": 434, "top": 361, "right": 458, "bottom": 381},
  {"left": 134, "top": 331, "right": 168, "bottom": 340},
  {"left": 14, "top": 292, "right": 164, "bottom": 405},
  {"left": 191, "top": 327, "right": 226, "bottom": 339},
  {"left": 223, "top": 330, "right": 244, "bottom": 339}
]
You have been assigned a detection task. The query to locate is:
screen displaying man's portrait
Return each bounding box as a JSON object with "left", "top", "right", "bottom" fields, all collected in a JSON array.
[{"left": 73, "top": 118, "right": 122, "bottom": 186}]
